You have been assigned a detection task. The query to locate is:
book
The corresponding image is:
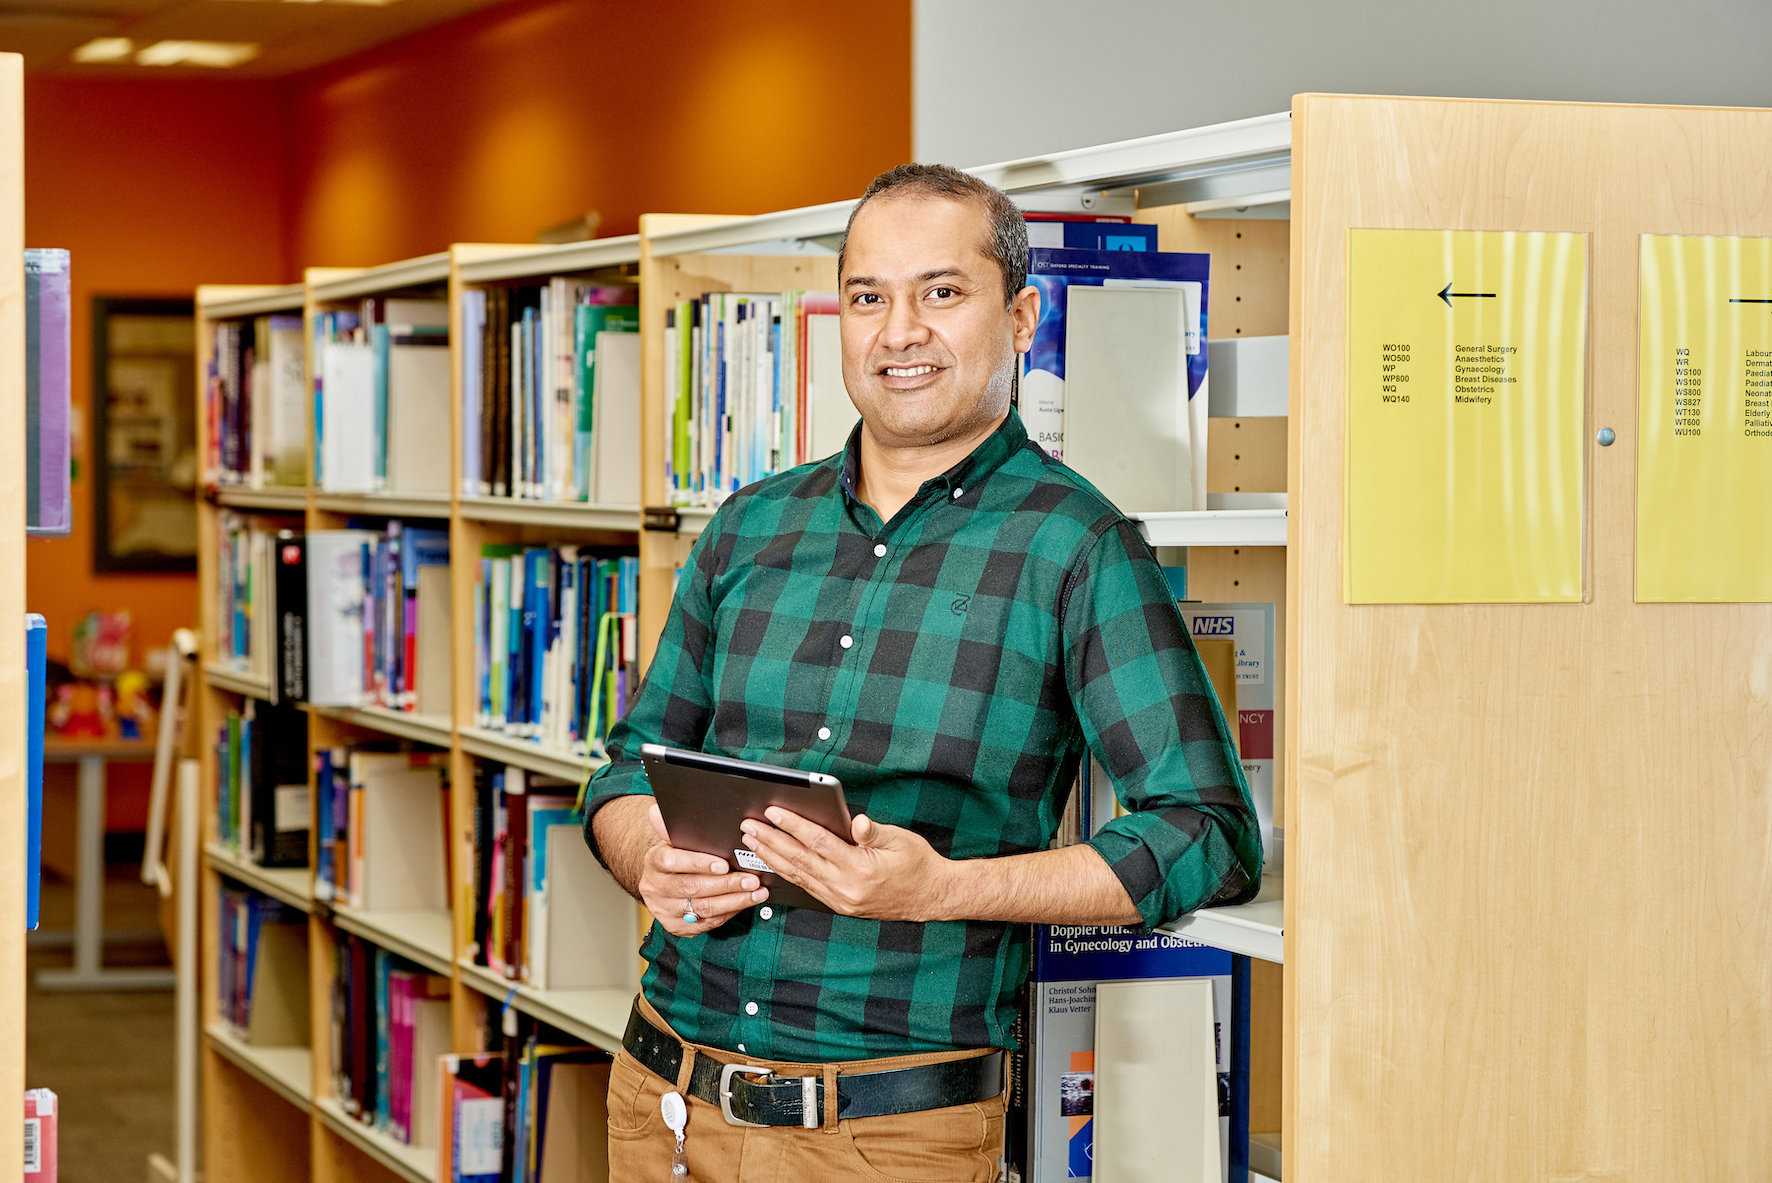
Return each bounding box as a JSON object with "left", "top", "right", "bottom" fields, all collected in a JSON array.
[
  {"left": 1022, "top": 247, "right": 1210, "bottom": 508},
  {"left": 25, "top": 615, "right": 44, "bottom": 930},
  {"left": 1061, "top": 284, "right": 1195, "bottom": 512},
  {"left": 1017, "top": 925, "right": 1243, "bottom": 1183},
  {"left": 24, "top": 249, "right": 70, "bottom": 536},
  {"left": 349, "top": 749, "right": 450, "bottom": 913},
  {"left": 24, "top": 1088, "right": 57, "bottom": 1183},
  {"left": 590, "top": 330, "right": 641, "bottom": 506},
  {"left": 385, "top": 326, "right": 453, "bottom": 495},
  {"left": 274, "top": 531, "right": 308, "bottom": 702},
  {"left": 247, "top": 702, "right": 310, "bottom": 867},
  {"left": 1023, "top": 217, "right": 1155, "bottom": 252},
  {"left": 1177, "top": 603, "right": 1279, "bottom": 873},
  {"left": 304, "top": 529, "right": 376, "bottom": 706},
  {"left": 662, "top": 289, "right": 843, "bottom": 507}
]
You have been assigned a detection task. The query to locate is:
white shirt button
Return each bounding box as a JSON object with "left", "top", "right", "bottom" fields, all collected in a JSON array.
[
  {"left": 759, "top": 906, "right": 773, "bottom": 920},
  {"left": 745, "top": 1001, "right": 759, "bottom": 1016},
  {"left": 817, "top": 726, "right": 831, "bottom": 741},
  {"left": 952, "top": 487, "right": 963, "bottom": 499},
  {"left": 874, "top": 543, "right": 887, "bottom": 557},
  {"left": 840, "top": 634, "right": 853, "bottom": 649},
  {"left": 738, "top": 1043, "right": 746, "bottom": 1052}
]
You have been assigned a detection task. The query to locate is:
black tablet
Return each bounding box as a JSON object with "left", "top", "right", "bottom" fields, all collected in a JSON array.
[{"left": 639, "top": 743, "right": 852, "bottom": 914}]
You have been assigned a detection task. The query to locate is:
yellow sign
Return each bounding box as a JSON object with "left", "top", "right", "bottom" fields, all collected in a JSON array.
[
  {"left": 1637, "top": 235, "right": 1772, "bottom": 602},
  {"left": 1346, "top": 229, "right": 1587, "bottom": 603}
]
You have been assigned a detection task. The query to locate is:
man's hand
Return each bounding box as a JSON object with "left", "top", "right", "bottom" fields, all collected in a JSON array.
[
  {"left": 739, "top": 809, "right": 954, "bottom": 922},
  {"left": 637, "top": 802, "right": 770, "bottom": 937}
]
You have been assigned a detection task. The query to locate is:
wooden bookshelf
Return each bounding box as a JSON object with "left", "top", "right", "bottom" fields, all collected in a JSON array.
[
  {"left": 207, "top": 842, "right": 315, "bottom": 913},
  {"left": 0, "top": 52, "right": 24, "bottom": 1180},
  {"left": 206, "top": 1023, "right": 314, "bottom": 1112}
]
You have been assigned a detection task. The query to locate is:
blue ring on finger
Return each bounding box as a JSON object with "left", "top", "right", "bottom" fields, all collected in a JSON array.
[{"left": 682, "top": 901, "right": 700, "bottom": 924}]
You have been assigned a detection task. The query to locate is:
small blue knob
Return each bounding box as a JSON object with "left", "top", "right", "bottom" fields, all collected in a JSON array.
[{"left": 1597, "top": 427, "right": 1615, "bottom": 447}]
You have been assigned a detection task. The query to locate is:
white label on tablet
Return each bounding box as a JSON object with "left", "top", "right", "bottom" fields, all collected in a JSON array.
[{"left": 734, "top": 848, "right": 775, "bottom": 874}]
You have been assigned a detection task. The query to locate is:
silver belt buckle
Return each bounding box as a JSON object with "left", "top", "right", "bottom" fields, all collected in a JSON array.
[
  {"left": 718, "top": 1062, "right": 771, "bottom": 1128},
  {"left": 718, "top": 1062, "right": 820, "bottom": 1129}
]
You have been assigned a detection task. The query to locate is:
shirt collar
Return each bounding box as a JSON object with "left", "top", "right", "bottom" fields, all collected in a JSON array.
[{"left": 837, "top": 408, "right": 1030, "bottom": 506}]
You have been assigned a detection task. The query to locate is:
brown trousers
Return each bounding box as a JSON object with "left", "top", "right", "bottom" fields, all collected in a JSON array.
[{"left": 607, "top": 997, "right": 1005, "bottom": 1183}]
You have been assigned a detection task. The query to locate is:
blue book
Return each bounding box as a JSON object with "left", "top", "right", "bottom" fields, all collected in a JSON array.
[
  {"left": 315, "top": 750, "right": 334, "bottom": 898},
  {"left": 25, "top": 614, "right": 45, "bottom": 929},
  {"left": 461, "top": 290, "right": 484, "bottom": 495},
  {"left": 1023, "top": 219, "right": 1156, "bottom": 252},
  {"left": 1021, "top": 247, "right": 1210, "bottom": 462},
  {"left": 374, "top": 948, "right": 392, "bottom": 1130},
  {"left": 371, "top": 324, "right": 390, "bottom": 490},
  {"left": 526, "top": 549, "right": 549, "bottom": 735}
]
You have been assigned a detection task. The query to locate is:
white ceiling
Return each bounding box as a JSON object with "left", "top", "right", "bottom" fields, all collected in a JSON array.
[{"left": 0, "top": 0, "right": 517, "bottom": 77}]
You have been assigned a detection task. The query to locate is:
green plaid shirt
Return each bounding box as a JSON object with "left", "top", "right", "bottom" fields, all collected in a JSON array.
[{"left": 584, "top": 409, "right": 1261, "bottom": 1061}]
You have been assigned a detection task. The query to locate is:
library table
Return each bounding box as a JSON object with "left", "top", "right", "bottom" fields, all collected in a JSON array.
[{"left": 34, "top": 737, "right": 175, "bottom": 991}]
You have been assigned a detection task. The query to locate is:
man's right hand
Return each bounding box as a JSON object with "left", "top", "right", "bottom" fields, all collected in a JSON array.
[{"left": 597, "top": 796, "right": 769, "bottom": 937}]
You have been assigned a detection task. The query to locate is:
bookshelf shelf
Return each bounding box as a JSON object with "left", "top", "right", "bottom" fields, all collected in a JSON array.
[
  {"left": 1135, "top": 508, "right": 1288, "bottom": 548},
  {"left": 197, "top": 283, "right": 306, "bottom": 320},
  {"left": 206, "top": 842, "right": 314, "bottom": 913},
  {"left": 457, "top": 725, "right": 605, "bottom": 783},
  {"left": 1250, "top": 1130, "right": 1282, "bottom": 1181},
  {"left": 457, "top": 235, "right": 643, "bottom": 284},
  {"left": 205, "top": 1024, "right": 313, "bottom": 1112},
  {"left": 328, "top": 905, "right": 454, "bottom": 976},
  {"left": 311, "top": 492, "right": 452, "bottom": 520},
  {"left": 203, "top": 663, "right": 276, "bottom": 702},
  {"left": 315, "top": 1096, "right": 435, "bottom": 1183},
  {"left": 457, "top": 496, "right": 639, "bottom": 533},
  {"left": 455, "top": 959, "right": 629, "bottom": 1055},
  {"left": 674, "top": 506, "right": 717, "bottom": 537},
  {"left": 311, "top": 705, "right": 453, "bottom": 748},
  {"left": 1161, "top": 875, "right": 1283, "bottom": 964},
  {"left": 215, "top": 486, "right": 309, "bottom": 512},
  {"left": 310, "top": 253, "right": 451, "bottom": 303}
]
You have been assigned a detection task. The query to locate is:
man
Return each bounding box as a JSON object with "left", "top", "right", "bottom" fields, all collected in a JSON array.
[{"left": 584, "top": 163, "right": 1261, "bottom": 1181}]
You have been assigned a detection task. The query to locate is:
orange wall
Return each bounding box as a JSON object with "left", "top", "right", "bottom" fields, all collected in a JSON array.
[
  {"left": 24, "top": 77, "right": 291, "bottom": 667},
  {"left": 287, "top": 0, "right": 913, "bottom": 265}
]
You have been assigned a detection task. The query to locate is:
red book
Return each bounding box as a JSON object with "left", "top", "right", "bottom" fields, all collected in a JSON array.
[{"left": 25, "top": 1089, "right": 57, "bottom": 1183}]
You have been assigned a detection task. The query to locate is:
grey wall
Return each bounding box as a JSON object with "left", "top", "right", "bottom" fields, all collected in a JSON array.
[{"left": 915, "top": 0, "right": 1772, "bottom": 165}]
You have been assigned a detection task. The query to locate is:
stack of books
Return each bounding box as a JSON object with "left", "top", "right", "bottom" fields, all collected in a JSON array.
[
  {"left": 218, "top": 886, "right": 309, "bottom": 1047},
  {"left": 441, "top": 1012, "right": 610, "bottom": 1183},
  {"left": 662, "top": 290, "right": 850, "bottom": 507},
  {"left": 300, "top": 525, "right": 452, "bottom": 712},
  {"left": 471, "top": 545, "right": 637, "bottom": 755},
  {"left": 330, "top": 933, "right": 453, "bottom": 1148},
  {"left": 313, "top": 298, "right": 450, "bottom": 495},
  {"left": 213, "top": 702, "right": 309, "bottom": 867},
  {"left": 205, "top": 312, "right": 307, "bottom": 490},
  {"left": 314, "top": 746, "right": 450, "bottom": 912},
  {"left": 459, "top": 281, "right": 639, "bottom": 504}
]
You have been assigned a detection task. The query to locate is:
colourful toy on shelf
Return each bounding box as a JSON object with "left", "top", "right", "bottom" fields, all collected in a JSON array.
[
  {"left": 48, "top": 681, "right": 112, "bottom": 739},
  {"left": 69, "top": 610, "right": 131, "bottom": 680},
  {"left": 114, "top": 670, "right": 155, "bottom": 741}
]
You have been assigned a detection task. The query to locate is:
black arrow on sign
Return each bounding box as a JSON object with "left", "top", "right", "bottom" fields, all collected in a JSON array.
[
  {"left": 1438, "top": 282, "right": 1497, "bottom": 307},
  {"left": 1728, "top": 298, "right": 1772, "bottom": 304}
]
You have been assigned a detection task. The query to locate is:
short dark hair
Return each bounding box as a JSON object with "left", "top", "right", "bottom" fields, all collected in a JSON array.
[{"left": 838, "top": 163, "right": 1028, "bottom": 308}]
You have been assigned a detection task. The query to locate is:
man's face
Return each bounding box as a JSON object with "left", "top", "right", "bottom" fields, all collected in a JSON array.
[{"left": 839, "top": 194, "right": 1037, "bottom": 451}]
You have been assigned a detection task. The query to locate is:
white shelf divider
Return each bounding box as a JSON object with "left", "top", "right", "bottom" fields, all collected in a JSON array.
[
  {"left": 206, "top": 842, "right": 314, "bottom": 913},
  {"left": 310, "top": 253, "right": 450, "bottom": 303},
  {"left": 198, "top": 284, "right": 306, "bottom": 321},
  {"left": 455, "top": 959, "right": 630, "bottom": 1056},
  {"left": 202, "top": 663, "right": 276, "bottom": 703},
  {"left": 1161, "top": 875, "right": 1282, "bottom": 964},
  {"left": 1250, "top": 1130, "right": 1282, "bottom": 1181},
  {"left": 311, "top": 705, "right": 452, "bottom": 749},
  {"left": 312, "top": 492, "right": 452, "bottom": 520},
  {"left": 1135, "top": 509, "right": 1288, "bottom": 548},
  {"left": 315, "top": 1096, "right": 435, "bottom": 1183},
  {"left": 457, "top": 497, "right": 639, "bottom": 533},
  {"left": 205, "top": 1024, "right": 313, "bottom": 1112},
  {"left": 456, "top": 235, "right": 642, "bottom": 284},
  {"left": 214, "top": 486, "right": 309, "bottom": 513},
  {"left": 457, "top": 726, "right": 604, "bottom": 784},
  {"left": 328, "top": 906, "right": 453, "bottom": 976}
]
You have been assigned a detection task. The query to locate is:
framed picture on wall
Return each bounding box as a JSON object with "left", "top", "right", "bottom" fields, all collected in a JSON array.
[{"left": 92, "top": 296, "right": 198, "bottom": 573}]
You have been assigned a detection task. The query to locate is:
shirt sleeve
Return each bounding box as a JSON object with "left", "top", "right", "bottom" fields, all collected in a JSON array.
[
  {"left": 1062, "top": 518, "right": 1264, "bottom": 928},
  {"left": 581, "top": 511, "right": 724, "bottom": 867}
]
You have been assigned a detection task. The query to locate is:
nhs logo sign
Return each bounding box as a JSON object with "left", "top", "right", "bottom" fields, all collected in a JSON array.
[{"left": 1190, "top": 615, "right": 1237, "bottom": 637}]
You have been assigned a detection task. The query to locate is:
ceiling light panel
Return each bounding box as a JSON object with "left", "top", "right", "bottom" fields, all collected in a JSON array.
[
  {"left": 71, "top": 36, "right": 134, "bottom": 63},
  {"left": 135, "top": 39, "right": 260, "bottom": 67}
]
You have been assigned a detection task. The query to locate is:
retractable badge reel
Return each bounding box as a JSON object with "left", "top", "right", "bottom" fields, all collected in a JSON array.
[{"left": 661, "top": 1090, "right": 689, "bottom": 1178}]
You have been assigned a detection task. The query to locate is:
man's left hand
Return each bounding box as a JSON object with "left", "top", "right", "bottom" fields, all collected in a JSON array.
[{"left": 739, "top": 809, "right": 953, "bottom": 922}]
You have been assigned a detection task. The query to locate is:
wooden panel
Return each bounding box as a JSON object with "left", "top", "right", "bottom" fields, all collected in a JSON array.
[
  {"left": 1206, "top": 417, "right": 1288, "bottom": 494},
  {"left": 203, "top": 1048, "right": 313, "bottom": 1183},
  {"left": 0, "top": 56, "right": 21, "bottom": 1173},
  {"left": 1138, "top": 209, "right": 1290, "bottom": 340},
  {"left": 1289, "top": 94, "right": 1772, "bottom": 1182}
]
